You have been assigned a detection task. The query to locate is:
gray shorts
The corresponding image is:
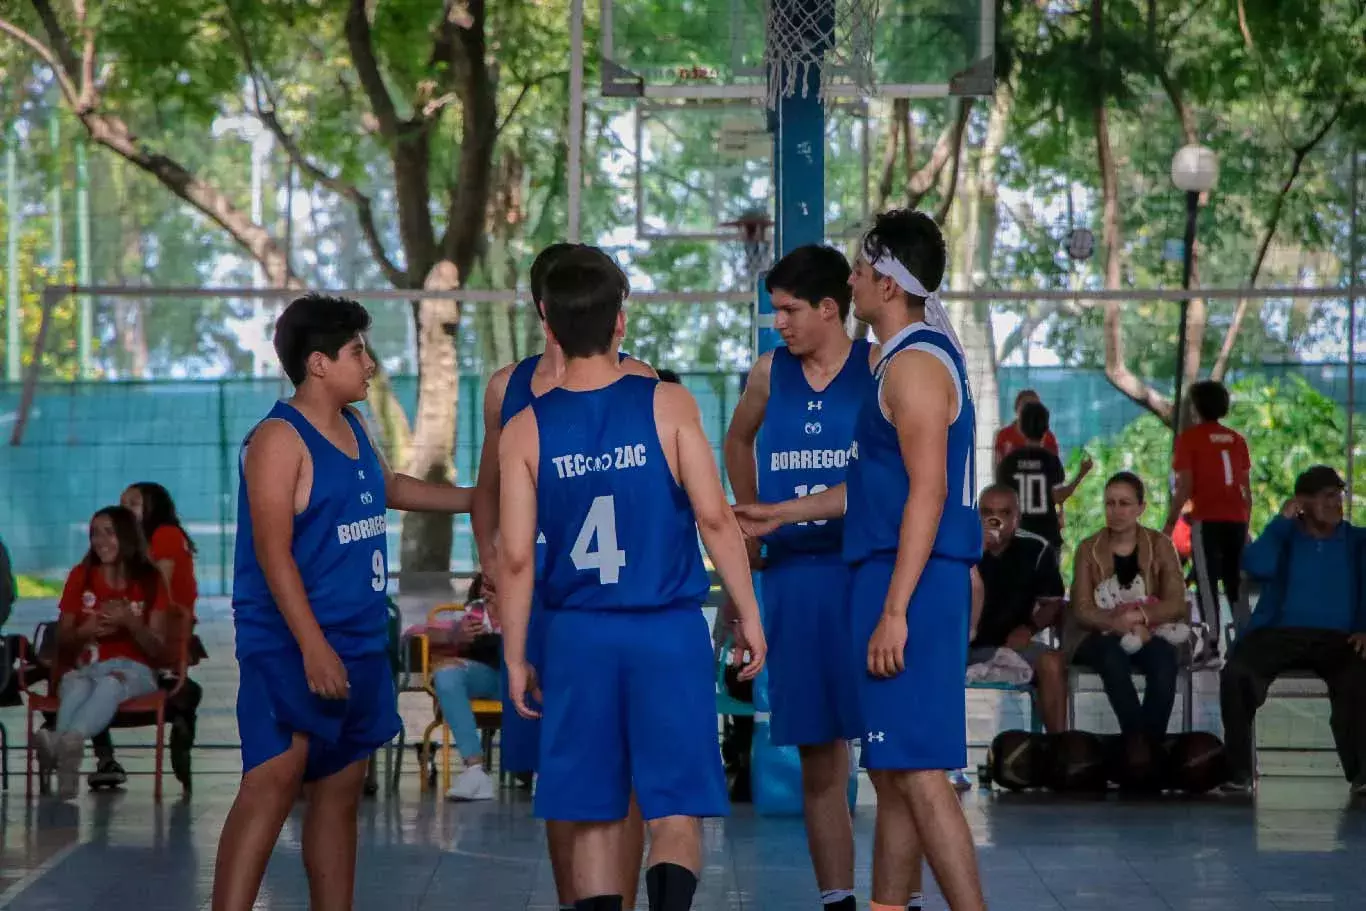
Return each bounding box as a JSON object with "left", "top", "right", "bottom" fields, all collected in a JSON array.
[{"left": 967, "top": 642, "right": 1054, "bottom": 670}]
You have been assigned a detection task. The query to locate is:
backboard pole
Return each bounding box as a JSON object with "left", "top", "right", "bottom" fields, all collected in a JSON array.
[
  {"left": 568, "top": 0, "right": 586, "bottom": 242},
  {"left": 757, "top": 0, "right": 829, "bottom": 357}
]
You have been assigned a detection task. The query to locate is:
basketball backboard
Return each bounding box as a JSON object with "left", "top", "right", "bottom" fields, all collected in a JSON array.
[
  {"left": 631, "top": 98, "right": 870, "bottom": 241},
  {"left": 601, "top": 0, "right": 996, "bottom": 99}
]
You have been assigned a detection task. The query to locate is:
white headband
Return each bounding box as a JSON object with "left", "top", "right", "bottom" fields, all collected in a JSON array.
[{"left": 870, "top": 253, "right": 966, "bottom": 359}]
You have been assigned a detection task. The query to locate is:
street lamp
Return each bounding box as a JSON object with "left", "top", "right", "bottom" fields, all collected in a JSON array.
[{"left": 1170, "top": 143, "right": 1218, "bottom": 432}]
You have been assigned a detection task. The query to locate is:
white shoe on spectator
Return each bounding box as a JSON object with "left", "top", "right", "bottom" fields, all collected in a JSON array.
[
  {"left": 1350, "top": 780, "right": 1366, "bottom": 798},
  {"left": 949, "top": 769, "right": 973, "bottom": 791},
  {"left": 446, "top": 764, "right": 495, "bottom": 801},
  {"left": 55, "top": 732, "right": 84, "bottom": 799},
  {"left": 32, "top": 728, "right": 58, "bottom": 776},
  {"left": 1217, "top": 777, "right": 1253, "bottom": 796}
]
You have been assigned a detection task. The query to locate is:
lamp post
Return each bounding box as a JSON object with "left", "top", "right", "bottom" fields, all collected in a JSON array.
[{"left": 1170, "top": 143, "right": 1219, "bottom": 433}]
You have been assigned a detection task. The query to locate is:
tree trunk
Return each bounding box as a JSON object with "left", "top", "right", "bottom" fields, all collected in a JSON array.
[{"left": 399, "top": 261, "right": 462, "bottom": 576}]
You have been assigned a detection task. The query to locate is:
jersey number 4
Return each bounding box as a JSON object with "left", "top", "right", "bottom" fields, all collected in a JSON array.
[{"left": 571, "top": 495, "right": 628, "bottom": 584}]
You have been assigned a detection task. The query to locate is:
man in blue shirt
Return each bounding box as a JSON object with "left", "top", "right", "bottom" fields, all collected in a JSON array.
[{"left": 1219, "top": 465, "right": 1366, "bottom": 795}]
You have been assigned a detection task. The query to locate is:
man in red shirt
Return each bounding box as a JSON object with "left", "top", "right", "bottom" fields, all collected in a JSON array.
[
  {"left": 994, "top": 389, "right": 1060, "bottom": 467},
  {"left": 1162, "top": 381, "right": 1251, "bottom": 660}
]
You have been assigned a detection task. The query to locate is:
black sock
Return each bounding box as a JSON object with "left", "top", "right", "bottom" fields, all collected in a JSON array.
[
  {"left": 646, "top": 863, "right": 698, "bottom": 911},
  {"left": 825, "top": 897, "right": 857, "bottom": 911},
  {"left": 573, "top": 897, "right": 623, "bottom": 911}
]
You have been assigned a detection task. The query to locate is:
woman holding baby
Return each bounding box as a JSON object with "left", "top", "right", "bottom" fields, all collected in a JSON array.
[{"left": 1066, "top": 472, "right": 1189, "bottom": 739}]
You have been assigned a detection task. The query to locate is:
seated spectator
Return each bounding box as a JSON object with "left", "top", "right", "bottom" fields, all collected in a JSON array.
[
  {"left": 428, "top": 573, "right": 502, "bottom": 801},
  {"left": 82, "top": 481, "right": 202, "bottom": 791},
  {"left": 969, "top": 484, "right": 1068, "bottom": 733},
  {"left": 994, "top": 389, "right": 1060, "bottom": 467},
  {"left": 1219, "top": 465, "right": 1366, "bottom": 795},
  {"left": 1162, "top": 380, "right": 1252, "bottom": 659},
  {"left": 1066, "top": 472, "right": 1187, "bottom": 739},
  {"left": 35, "top": 506, "right": 168, "bottom": 799},
  {"left": 996, "top": 402, "right": 1091, "bottom": 552}
]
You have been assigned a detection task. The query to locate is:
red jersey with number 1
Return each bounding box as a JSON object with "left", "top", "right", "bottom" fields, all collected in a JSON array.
[{"left": 1173, "top": 422, "right": 1250, "bottom": 523}]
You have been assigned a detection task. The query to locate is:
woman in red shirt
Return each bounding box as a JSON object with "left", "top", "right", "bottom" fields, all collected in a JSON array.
[
  {"left": 35, "top": 505, "right": 168, "bottom": 798},
  {"left": 121, "top": 481, "right": 200, "bottom": 791}
]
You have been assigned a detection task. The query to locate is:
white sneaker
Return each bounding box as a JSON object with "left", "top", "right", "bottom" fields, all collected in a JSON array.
[
  {"left": 445, "top": 765, "right": 495, "bottom": 801},
  {"left": 56, "top": 732, "right": 84, "bottom": 799},
  {"left": 949, "top": 769, "right": 973, "bottom": 791},
  {"left": 1217, "top": 777, "right": 1253, "bottom": 796}
]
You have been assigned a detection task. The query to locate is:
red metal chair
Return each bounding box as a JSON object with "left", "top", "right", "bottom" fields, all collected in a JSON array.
[{"left": 22, "top": 607, "right": 191, "bottom": 801}]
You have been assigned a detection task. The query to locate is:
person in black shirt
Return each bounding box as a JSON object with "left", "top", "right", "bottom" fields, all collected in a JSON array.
[
  {"left": 996, "top": 402, "right": 1090, "bottom": 550},
  {"left": 968, "top": 485, "right": 1069, "bottom": 732}
]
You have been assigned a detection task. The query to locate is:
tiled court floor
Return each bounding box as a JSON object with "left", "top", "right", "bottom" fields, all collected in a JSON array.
[
  {"left": 0, "top": 597, "right": 1362, "bottom": 909},
  {"left": 0, "top": 773, "right": 1364, "bottom": 909}
]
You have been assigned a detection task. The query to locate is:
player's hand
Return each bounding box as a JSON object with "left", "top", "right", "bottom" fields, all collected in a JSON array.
[
  {"left": 1348, "top": 633, "right": 1366, "bottom": 659},
  {"left": 733, "top": 502, "right": 784, "bottom": 538},
  {"left": 1005, "top": 626, "right": 1033, "bottom": 650},
  {"left": 1281, "top": 497, "right": 1304, "bottom": 519},
  {"left": 744, "top": 535, "right": 766, "bottom": 571},
  {"left": 303, "top": 640, "right": 350, "bottom": 700},
  {"left": 867, "top": 612, "right": 908, "bottom": 678},
  {"left": 507, "top": 660, "right": 542, "bottom": 719},
  {"left": 1079, "top": 454, "right": 1095, "bottom": 475},
  {"left": 734, "top": 614, "right": 767, "bottom": 681},
  {"left": 458, "top": 612, "right": 484, "bottom": 642}
]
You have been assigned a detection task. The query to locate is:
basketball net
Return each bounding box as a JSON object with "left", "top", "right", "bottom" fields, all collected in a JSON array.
[
  {"left": 724, "top": 215, "right": 774, "bottom": 281},
  {"left": 765, "top": 0, "right": 879, "bottom": 108}
]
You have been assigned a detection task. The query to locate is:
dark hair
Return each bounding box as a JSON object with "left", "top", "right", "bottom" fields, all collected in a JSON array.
[
  {"left": 860, "top": 209, "right": 947, "bottom": 306},
  {"left": 979, "top": 484, "right": 1019, "bottom": 506},
  {"left": 1188, "top": 380, "right": 1230, "bottom": 422},
  {"left": 84, "top": 505, "right": 161, "bottom": 594},
  {"left": 765, "top": 244, "right": 853, "bottom": 321},
  {"left": 466, "top": 572, "right": 485, "bottom": 602},
  {"left": 542, "top": 246, "right": 631, "bottom": 359},
  {"left": 1014, "top": 388, "right": 1040, "bottom": 410},
  {"left": 274, "top": 294, "right": 372, "bottom": 386},
  {"left": 128, "top": 481, "right": 197, "bottom": 555},
  {"left": 1018, "top": 401, "right": 1050, "bottom": 442},
  {"left": 1105, "top": 471, "right": 1146, "bottom": 504},
  {"left": 529, "top": 242, "right": 579, "bottom": 317},
  {"left": 656, "top": 368, "right": 682, "bottom": 384}
]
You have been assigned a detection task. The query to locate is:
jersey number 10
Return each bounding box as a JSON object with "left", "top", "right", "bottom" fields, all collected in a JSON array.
[{"left": 571, "top": 495, "right": 628, "bottom": 584}]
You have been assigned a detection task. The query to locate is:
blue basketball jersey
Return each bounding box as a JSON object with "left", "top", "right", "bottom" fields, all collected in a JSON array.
[
  {"left": 843, "top": 324, "right": 982, "bottom": 565},
  {"left": 757, "top": 339, "right": 872, "bottom": 561},
  {"left": 233, "top": 402, "right": 389, "bottom": 659},
  {"left": 532, "top": 375, "right": 709, "bottom": 612}
]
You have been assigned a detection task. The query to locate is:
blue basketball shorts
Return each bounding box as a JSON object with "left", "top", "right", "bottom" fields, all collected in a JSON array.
[
  {"left": 849, "top": 555, "right": 971, "bottom": 771},
  {"left": 761, "top": 556, "right": 861, "bottom": 747},
  {"left": 499, "top": 603, "right": 547, "bottom": 774},
  {"left": 237, "top": 644, "right": 400, "bottom": 783},
  {"left": 533, "top": 607, "right": 728, "bottom": 822}
]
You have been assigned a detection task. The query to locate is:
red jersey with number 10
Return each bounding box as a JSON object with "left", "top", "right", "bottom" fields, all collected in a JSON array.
[{"left": 1173, "top": 422, "right": 1251, "bottom": 523}]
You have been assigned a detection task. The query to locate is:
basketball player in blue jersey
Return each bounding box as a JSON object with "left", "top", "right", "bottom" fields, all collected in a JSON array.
[
  {"left": 737, "top": 211, "right": 986, "bottom": 911},
  {"left": 499, "top": 244, "right": 767, "bottom": 911},
  {"left": 722, "top": 244, "right": 881, "bottom": 911},
  {"left": 471, "top": 242, "right": 654, "bottom": 910},
  {"left": 213, "top": 295, "right": 475, "bottom": 911}
]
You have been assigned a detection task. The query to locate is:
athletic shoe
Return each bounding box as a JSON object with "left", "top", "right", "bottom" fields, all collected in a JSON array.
[
  {"left": 1350, "top": 780, "right": 1366, "bottom": 798},
  {"left": 1216, "top": 777, "right": 1253, "bottom": 796},
  {"left": 446, "top": 764, "right": 495, "bottom": 801},
  {"left": 170, "top": 717, "right": 193, "bottom": 793},
  {"left": 88, "top": 758, "right": 127, "bottom": 789},
  {"left": 949, "top": 769, "right": 973, "bottom": 791}
]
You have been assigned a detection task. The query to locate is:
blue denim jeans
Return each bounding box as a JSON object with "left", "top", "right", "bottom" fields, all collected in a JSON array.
[
  {"left": 56, "top": 658, "right": 159, "bottom": 738},
  {"left": 431, "top": 661, "right": 501, "bottom": 762},
  {"left": 1073, "top": 633, "right": 1179, "bottom": 737}
]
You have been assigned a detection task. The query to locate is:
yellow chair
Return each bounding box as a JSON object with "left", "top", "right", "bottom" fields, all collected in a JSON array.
[{"left": 416, "top": 603, "right": 507, "bottom": 794}]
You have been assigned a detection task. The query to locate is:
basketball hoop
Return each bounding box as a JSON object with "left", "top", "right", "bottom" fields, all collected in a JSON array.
[
  {"left": 721, "top": 211, "right": 775, "bottom": 280},
  {"left": 765, "top": 0, "right": 880, "bottom": 108}
]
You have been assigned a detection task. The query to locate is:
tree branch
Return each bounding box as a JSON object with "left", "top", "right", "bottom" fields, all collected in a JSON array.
[
  {"left": 0, "top": 15, "right": 79, "bottom": 106},
  {"left": 874, "top": 99, "right": 905, "bottom": 212},
  {"left": 908, "top": 98, "right": 972, "bottom": 208},
  {"left": 1212, "top": 94, "right": 1349, "bottom": 380},
  {"left": 224, "top": 4, "right": 407, "bottom": 286},
  {"left": 71, "top": 0, "right": 96, "bottom": 111},
  {"left": 496, "top": 69, "right": 567, "bottom": 138},
  {"left": 345, "top": 0, "right": 402, "bottom": 140}
]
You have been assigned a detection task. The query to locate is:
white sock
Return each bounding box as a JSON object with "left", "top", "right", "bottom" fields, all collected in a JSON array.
[{"left": 821, "top": 889, "right": 855, "bottom": 905}]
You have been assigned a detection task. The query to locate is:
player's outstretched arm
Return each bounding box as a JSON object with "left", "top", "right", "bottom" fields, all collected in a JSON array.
[
  {"left": 868, "top": 351, "right": 952, "bottom": 677},
  {"left": 345, "top": 406, "right": 474, "bottom": 514},
  {"left": 732, "top": 483, "right": 846, "bottom": 538},
  {"left": 659, "top": 384, "right": 767, "bottom": 679},
  {"left": 244, "top": 421, "right": 349, "bottom": 698},
  {"left": 471, "top": 366, "right": 513, "bottom": 575},
  {"left": 496, "top": 409, "right": 542, "bottom": 716}
]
